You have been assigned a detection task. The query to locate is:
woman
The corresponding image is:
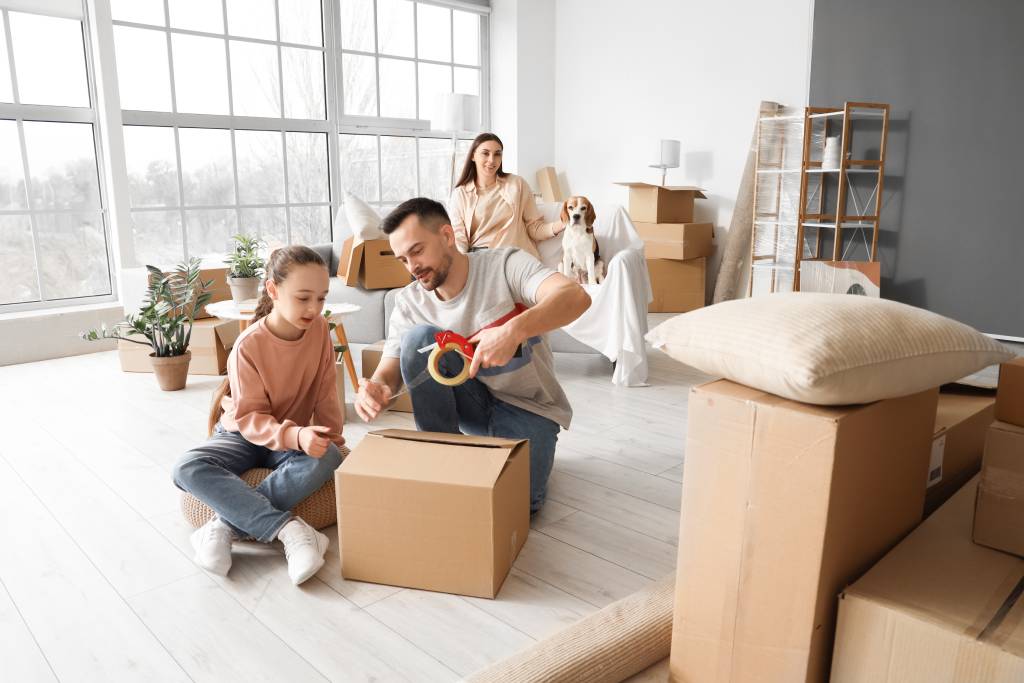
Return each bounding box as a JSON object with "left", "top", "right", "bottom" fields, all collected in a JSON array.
[{"left": 449, "top": 133, "right": 563, "bottom": 258}]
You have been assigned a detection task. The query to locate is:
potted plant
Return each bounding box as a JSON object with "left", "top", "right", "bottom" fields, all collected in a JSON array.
[
  {"left": 81, "top": 258, "right": 213, "bottom": 391},
  {"left": 225, "top": 234, "right": 265, "bottom": 303},
  {"left": 325, "top": 310, "right": 348, "bottom": 406}
]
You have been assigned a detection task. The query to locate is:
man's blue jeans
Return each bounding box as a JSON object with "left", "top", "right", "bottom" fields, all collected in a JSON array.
[
  {"left": 173, "top": 426, "right": 343, "bottom": 542},
  {"left": 400, "top": 324, "right": 559, "bottom": 512}
]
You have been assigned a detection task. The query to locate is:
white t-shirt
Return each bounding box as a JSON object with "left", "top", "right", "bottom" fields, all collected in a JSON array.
[{"left": 383, "top": 247, "right": 572, "bottom": 429}]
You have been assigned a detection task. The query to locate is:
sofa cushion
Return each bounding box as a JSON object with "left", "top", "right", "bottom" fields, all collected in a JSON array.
[{"left": 326, "top": 277, "right": 387, "bottom": 344}]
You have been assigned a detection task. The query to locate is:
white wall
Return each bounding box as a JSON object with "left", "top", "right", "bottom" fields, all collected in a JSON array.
[
  {"left": 488, "top": 0, "right": 556, "bottom": 182},
  {"left": 552, "top": 0, "right": 814, "bottom": 295}
]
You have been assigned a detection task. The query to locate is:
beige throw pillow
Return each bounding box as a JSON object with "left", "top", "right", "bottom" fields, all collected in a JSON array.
[
  {"left": 646, "top": 293, "right": 1014, "bottom": 405},
  {"left": 344, "top": 191, "right": 384, "bottom": 242}
]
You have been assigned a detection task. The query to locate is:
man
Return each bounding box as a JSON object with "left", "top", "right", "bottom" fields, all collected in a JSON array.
[{"left": 355, "top": 197, "right": 591, "bottom": 512}]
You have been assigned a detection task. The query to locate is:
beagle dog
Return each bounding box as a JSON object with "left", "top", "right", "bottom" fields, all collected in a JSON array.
[{"left": 558, "top": 196, "right": 605, "bottom": 286}]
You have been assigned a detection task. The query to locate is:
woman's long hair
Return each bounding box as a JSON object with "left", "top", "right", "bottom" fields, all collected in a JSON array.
[
  {"left": 207, "top": 245, "right": 326, "bottom": 436},
  {"left": 453, "top": 132, "right": 508, "bottom": 190}
]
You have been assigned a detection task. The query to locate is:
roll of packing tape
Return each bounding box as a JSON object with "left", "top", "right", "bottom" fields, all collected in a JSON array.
[{"left": 428, "top": 341, "right": 471, "bottom": 386}]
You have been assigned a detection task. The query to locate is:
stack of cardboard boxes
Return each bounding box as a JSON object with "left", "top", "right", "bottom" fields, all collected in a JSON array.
[
  {"left": 616, "top": 182, "right": 713, "bottom": 313},
  {"left": 117, "top": 267, "right": 239, "bottom": 375},
  {"left": 668, "top": 375, "right": 1002, "bottom": 681},
  {"left": 828, "top": 357, "right": 1024, "bottom": 681}
]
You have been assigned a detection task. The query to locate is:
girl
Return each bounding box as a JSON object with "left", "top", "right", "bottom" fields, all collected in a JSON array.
[
  {"left": 448, "top": 133, "right": 565, "bottom": 258},
  {"left": 173, "top": 246, "right": 345, "bottom": 586}
]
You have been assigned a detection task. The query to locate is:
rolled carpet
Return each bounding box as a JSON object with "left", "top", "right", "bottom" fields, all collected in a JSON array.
[{"left": 465, "top": 572, "right": 675, "bottom": 683}]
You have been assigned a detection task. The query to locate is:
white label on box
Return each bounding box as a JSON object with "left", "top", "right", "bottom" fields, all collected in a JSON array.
[{"left": 927, "top": 435, "right": 946, "bottom": 488}]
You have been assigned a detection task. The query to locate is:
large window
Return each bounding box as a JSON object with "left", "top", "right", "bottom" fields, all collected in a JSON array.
[
  {"left": 336, "top": 0, "right": 486, "bottom": 212},
  {"left": 0, "top": 8, "right": 113, "bottom": 309},
  {"left": 111, "top": 0, "right": 332, "bottom": 265}
]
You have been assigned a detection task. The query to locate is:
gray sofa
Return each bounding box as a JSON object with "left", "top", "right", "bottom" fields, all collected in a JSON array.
[{"left": 312, "top": 242, "right": 597, "bottom": 354}]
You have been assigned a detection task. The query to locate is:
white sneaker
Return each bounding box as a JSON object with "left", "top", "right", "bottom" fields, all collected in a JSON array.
[
  {"left": 277, "top": 518, "right": 329, "bottom": 586},
  {"left": 190, "top": 517, "right": 234, "bottom": 576}
]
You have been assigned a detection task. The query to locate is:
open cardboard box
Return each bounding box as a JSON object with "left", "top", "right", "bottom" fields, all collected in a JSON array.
[
  {"left": 336, "top": 429, "right": 529, "bottom": 599},
  {"left": 118, "top": 317, "right": 240, "bottom": 375},
  {"left": 338, "top": 237, "right": 412, "bottom": 290},
  {"left": 614, "top": 182, "right": 706, "bottom": 223}
]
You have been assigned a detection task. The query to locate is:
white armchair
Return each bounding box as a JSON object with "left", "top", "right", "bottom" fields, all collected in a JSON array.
[{"left": 535, "top": 202, "right": 653, "bottom": 387}]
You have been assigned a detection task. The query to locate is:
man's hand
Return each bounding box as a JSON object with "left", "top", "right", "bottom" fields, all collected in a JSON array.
[
  {"left": 299, "top": 426, "right": 332, "bottom": 457},
  {"left": 468, "top": 323, "right": 523, "bottom": 379},
  {"left": 355, "top": 377, "right": 392, "bottom": 422}
]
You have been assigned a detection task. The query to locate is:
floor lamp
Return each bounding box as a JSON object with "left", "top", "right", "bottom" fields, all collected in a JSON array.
[{"left": 431, "top": 93, "right": 481, "bottom": 195}]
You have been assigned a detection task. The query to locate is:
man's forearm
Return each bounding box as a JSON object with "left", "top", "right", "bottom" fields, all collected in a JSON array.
[
  {"left": 508, "top": 281, "right": 590, "bottom": 342},
  {"left": 370, "top": 356, "right": 403, "bottom": 394}
]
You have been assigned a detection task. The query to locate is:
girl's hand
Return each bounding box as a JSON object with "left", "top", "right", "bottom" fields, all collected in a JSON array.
[{"left": 299, "top": 425, "right": 332, "bottom": 457}]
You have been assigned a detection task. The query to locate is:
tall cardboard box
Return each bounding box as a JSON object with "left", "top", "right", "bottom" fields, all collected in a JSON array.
[
  {"left": 615, "top": 182, "right": 706, "bottom": 223},
  {"left": 973, "top": 420, "right": 1024, "bottom": 557},
  {"left": 637, "top": 222, "right": 714, "bottom": 261},
  {"left": 669, "top": 380, "right": 939, "bottom": 683},
  {"left": 336, "top": 430, "right": 529, "bottom": 599},
  {"left": 361, "top": 341, "right": 413, "bottom": 413},
  {"left": 926, "top": 392, "right": 996, "bottom": 515},
  {"left": 996, "top": 357, "right": 1024, "bottom": 426},
  {"left": 648, "top": 257, "right": 704, "bottom": 313},
  {"left": 832, "top": 477, "right": 1024, "bottom": 683},
  {"left": 536, "top": 166, "right": 563, "bottom": 203},
  {"left": 117, "top": 317, "right": 240, "bottom": 375},
  {"left": 339, "top": 237, "right": 412, "bottom": 290}
]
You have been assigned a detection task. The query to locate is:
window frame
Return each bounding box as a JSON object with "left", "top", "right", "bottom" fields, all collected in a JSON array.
[
  {"left": 110, "top": 0, "right": 336, "bottom": 265},
  {"left": 0, "top": 6, "right": 118, "bottom": 314}
]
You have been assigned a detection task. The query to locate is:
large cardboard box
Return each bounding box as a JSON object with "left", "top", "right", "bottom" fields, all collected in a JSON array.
[
  {"left": 648, "top": 257, "right": 704, "bottom": 313},
  {"left": 361, "top": 341, "right": 413, "bottom": 413},
  {"left": 615, "top": 182, "right": 706, "bottom": 223},
  {"left": 338, "top": 237, "right": 412, "bottom": 290},
  {"left": 117, "top": 317, "right": 240, "bottom": 375},
  {"left": 536, "top": 166, "right": 563, "bottom": 203},
  {"left": 637, "top": 222, "right": 714, "bottom": 261},
  {"left": 996, "top": 357, "right": 1024, "bottom": 427},
  {"left": 973, "top": 420, "right": 1024, "bottom": 557},
  {"left": 669, "top": 380, "right": 939, "bottom": 683},
  {"left": 336, "top": 429, "right": 529, "bottom": 598},
  {"left": 926, "top": 392, "right": 996, "bottom": 516},
  {"left": 832, "top": 477, "right": 1024, "bottom": 683}
]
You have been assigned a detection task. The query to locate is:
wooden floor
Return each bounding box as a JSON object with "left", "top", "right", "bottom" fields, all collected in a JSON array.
[{"left": 0, "top": 326, "right": 710, "bottom": 683}]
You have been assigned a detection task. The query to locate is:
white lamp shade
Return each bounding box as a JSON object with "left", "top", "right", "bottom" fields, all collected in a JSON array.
[
  {"left": 431, "top": 93, "right": 481, "bottom": 134},
  {"left": 659, "top": 139, "right": 681, "bottom": 168}
]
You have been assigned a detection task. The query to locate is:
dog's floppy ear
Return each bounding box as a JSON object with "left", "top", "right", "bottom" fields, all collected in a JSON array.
[
  {"left": 585, "top": 202, "right": 596, "bottom": 227},
  {"left": 559, "top": 200, "right": 570, "bottom": 224}
]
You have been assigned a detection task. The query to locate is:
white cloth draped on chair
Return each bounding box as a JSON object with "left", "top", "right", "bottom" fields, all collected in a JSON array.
[{"left": 535, "top": 203, "right": 653, "bottom": 386}]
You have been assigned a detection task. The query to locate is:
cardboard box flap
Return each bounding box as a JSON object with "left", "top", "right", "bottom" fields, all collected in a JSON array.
[
  {"left": 212, "top": 319, "right": 241, "bottom": 347},
  {"left": 615, "top": 182, "right": 707, "bottom": 197},
  {"left": 935, "top": 393, "right": 997, "bottom": 434},
  {"left": 343, "top": 239, "right": 363, "bottom": 286},
  {"left": 370, "top": 429, "right": 524, "bottom": 449},
  {"left": 343, "top": 430, "right": 524, "bottom": 487},
  {"left": 847, "top": 478, "right": 1024, "bottom": 639}
]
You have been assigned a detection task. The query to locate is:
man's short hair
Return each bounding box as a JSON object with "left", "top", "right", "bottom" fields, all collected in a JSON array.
[{"left": 381, "top": 197, "right": 451, "bottom": 235}]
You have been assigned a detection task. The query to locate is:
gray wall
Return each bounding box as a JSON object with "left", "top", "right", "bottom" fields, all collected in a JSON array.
[{"left": 809, "top": 0, "right": 1024, "bottom": 337}]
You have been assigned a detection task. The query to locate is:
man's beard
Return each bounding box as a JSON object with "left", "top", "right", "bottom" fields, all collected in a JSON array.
[{"left": 415, "top": 252, "right": 452, "bottom": 291}]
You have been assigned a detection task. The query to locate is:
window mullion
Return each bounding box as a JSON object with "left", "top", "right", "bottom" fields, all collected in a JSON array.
[
  {"left": 3, "top": 9, "right": 20, "bottom": 103},
  {"left": 15, "top": 119, "right": 45, "bottom": 302}
]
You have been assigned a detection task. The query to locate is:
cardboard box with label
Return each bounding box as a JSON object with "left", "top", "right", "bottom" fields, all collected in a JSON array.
[
  {"left": 118, "top": 317, "right": 240, "bottom": 375},
  {"left": 615, "top": 182, "right": 706, "bottom": 223},
  {"left": 926, "top": 392, "right": 996, "bottom": 516},
  {"left": 973, "top": 420, "right": 1024, "bottom": 557},
  {"left": 996, "top": 357, "right": 1024, "bottom": 427},
  {"left": 669, "top": 380, "right": 939, "bottom": 683},
  {"left": 338, "top": 237, "right": 412, "bottom": 290},
  {"left": 636, "top": 222, "right": 714, "bottom": 261},
  {"left": 647, "top": 257, "right": 704, "bottom": 313},
  {"left": 336, "top": 429, "right": 529, "bottom": 599},
  {"left": 361, "top": 341, "right": 413, "bottom": 413},
  {"left": 832, "top": 477, "right": 1024, "bottom": 683}
]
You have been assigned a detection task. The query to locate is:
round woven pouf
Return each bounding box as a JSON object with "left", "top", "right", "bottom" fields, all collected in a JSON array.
[{"left": 181, "top": 467, "right": 338, "bottom": 531}]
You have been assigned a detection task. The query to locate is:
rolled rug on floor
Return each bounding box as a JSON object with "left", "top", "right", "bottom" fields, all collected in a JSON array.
[{"left": 464, "top": 572, "right": 674, "bottom": 683}]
